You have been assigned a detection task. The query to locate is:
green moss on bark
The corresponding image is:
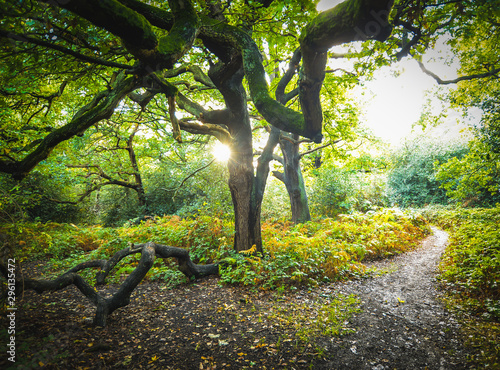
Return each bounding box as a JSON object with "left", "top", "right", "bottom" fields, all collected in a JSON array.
[{"left": 60, "top": 0, "right": 158, "bottom": 50}]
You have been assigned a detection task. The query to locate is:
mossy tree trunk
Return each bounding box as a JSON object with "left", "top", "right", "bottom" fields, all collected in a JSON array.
[{"left": 276, "top": 133, "right": 312, "bottom": 224}]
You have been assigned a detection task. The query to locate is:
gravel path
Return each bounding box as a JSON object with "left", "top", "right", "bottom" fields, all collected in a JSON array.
[{"left": 320, "top": 226, "right": 474, "bottom": 369}]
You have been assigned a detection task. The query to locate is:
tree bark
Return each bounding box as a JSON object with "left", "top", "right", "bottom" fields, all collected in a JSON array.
[
  {"left": 126, "top": 123, "right": 147, "bottom": 209},
  {"left": 278, "top": 134, "right": 311, "bottom": 224},
  {"left": 228, "top": 137, "right": 262, "bottom": 253},
  {"left": 208, "top": 61, "right": 264, "bottom": 253},
  {"left": 253, "top": 127, "right": 281, "bottom": 224},
  {"left": 273, "top": 50, "right": 312, "bottom": 224}
]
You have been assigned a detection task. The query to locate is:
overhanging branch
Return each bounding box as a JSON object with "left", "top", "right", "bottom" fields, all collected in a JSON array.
[
  {"left": 0, "top": 29, "right": 133, "bottom": 70},
  {"left": 418, "top": 60, "right": 500, "bottom": 85},
  {"left": 0, "top": 73, "right": 138, "bottom": 179}
]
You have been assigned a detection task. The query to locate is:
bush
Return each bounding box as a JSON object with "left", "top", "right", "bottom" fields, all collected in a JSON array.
[
  {"left": 310, "top": 165, "right": 388, "bottom": 217},
  {"left": 387, "top": 137, "right": 468, "bottom": 207},
  {"left": 310, "top": 166, "right": 362, "bottom": 217},
  {"left": 0, "top": 171, "right": 79, "bottom": 224},
  {"left": 436, "top": 139, "right": 500, "bottom": 207},
  {"left": 424, "top": 206, "right": 500, "bottom": 321}
]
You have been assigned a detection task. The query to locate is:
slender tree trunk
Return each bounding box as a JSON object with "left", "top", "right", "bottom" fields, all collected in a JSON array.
[
  {"left": 251, "top": 126, "right": 281, "bottom": 248},
  {"left": 278, "top": 133, "right": 311, "bottom": 224},
  {"left": 127, "top": 123, "right": 147, "bottom": 210}
]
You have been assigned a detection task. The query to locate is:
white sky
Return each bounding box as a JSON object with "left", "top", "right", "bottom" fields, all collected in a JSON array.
[
  {"left": 317, "top": 0, "right": 481, "bottom": 146},
  {"left": 358, "top": 55, "right": 470, "bottom": 146}
]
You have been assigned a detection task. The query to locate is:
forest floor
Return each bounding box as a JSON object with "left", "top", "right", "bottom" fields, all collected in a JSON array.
[{"left": 1, "top": 227, "right": 479, "bottom": 369}]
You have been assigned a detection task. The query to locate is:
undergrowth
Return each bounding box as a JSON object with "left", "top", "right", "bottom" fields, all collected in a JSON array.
[
  {"left": 220, "top": 209, "right": 429, "bottom": 289},
  {"left": 1, "top": 209, "right": 429, "bottom": 290},
  {"left": 422, "top": 205, "right": 500, "bottom": 367}
]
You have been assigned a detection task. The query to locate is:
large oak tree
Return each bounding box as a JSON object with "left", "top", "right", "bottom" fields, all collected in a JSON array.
[{"left": 0, "top": 0, "right": 395, "bottom": 252}]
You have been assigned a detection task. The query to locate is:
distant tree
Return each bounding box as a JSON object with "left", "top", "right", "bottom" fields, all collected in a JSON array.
[
  {"left": 67, "top": 121, "right": 147, "bottom": 208},
  {"left": 415, "top": 0, "right": 500, "bottom": 206},
  {"left": 436, "top": 132, "right": 500, "bottom": 207}
]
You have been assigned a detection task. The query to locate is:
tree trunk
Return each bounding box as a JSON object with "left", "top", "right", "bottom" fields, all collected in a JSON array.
[
  {"left": 127, "top": 123, "right": 147, "bottom": 210},
  {"left": 227, "top": 123, "right": 263, "bottom": 253},
  {"left": 279, "top": 133, "right": 311, "bottom": 224},
  {"left": 209, "top": 63, "right": 265, "bottom": 253}
]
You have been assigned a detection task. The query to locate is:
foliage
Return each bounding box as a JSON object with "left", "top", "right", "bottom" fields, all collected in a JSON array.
[
  {"left": 2, "top": 208, "right": 429, "bottom": 290},
  {"left": 421, "top": 0, "right": 500, "bottom": 208},
  {"left": 0, "top": 170, "right": 79, "bottom": 223},
  {"left": 436, "top": 139, "right": 500, "bottom": 207},
  {"left": 387, "top": 137, "right": 468, "bottom": 207},
  {"left": 422, "top": 205, "right": 500, "bottom": 367},
  {"left": 423, "top": 206, "right": 500, "bottom": 321},
  {"left": 220, "top": 208, "right": 429, "bottom": 289},
  {"left": 309, "top": 165, "right": 388, "bottom": 217}
]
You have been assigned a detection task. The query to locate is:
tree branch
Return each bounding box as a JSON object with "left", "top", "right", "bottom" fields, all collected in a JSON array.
[
  {"left": 298, "top": 0, "right": 394, "bottom": 141},
  {"left": 0, "top": 72, "right": 138, "bottom": 179},
  {"left": 0, "top": 29, "right": 133, "bottom": 70},
  {"left": 172, "top": 158, "right": 215, "bottom": 200},
  {"left": 1, "top": 241, "right": 219, "bottom": 327},
  {"left": 299, "top": 140, "right": 340, "bottom": 158},
  {"left": 417, "top": 60, "right": 500, "bottom": 85},
  {"left": 275, "top": 48, "right": 301, "bottom": 104},
  {"left": 40, "top": 0, "right": 200, "bottom": 71}
]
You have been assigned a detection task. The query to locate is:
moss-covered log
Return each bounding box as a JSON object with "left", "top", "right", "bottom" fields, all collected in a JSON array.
[{"left": 0, "top": 242, "right": 219, "bottom": 327}]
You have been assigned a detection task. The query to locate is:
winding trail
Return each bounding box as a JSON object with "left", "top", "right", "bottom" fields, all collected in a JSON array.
[{"left": 321, "top": 226, "right": 473, "bottom": 369}]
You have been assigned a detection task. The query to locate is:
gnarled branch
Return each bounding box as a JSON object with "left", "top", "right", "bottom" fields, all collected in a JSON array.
[
  {"left": 1, "top": 241, "right": 219, "bottom": 327},
  {"left": 0, "top": 72, "right": 138, "bottom": 179}
]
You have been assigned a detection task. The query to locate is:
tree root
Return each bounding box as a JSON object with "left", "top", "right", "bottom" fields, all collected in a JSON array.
[{"left": 0, "top": 242, "right": 219, "bottom": 327}]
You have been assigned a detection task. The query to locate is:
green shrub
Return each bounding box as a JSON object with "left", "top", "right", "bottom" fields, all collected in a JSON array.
[
  {"left": 387, "top": 138, "right": 468, "bottom": 207},
  {"left": 310, "top": 166, "right": 362, "bottom": 217},
  {"left": 426, "top": 206, "right": 500, "bottom": 321},
  {"left": 0, "top": 171, "right": 79, "bottom": 224}
]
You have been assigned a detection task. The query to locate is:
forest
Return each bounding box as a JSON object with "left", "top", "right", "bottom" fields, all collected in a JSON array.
[{"left": 0, "top": 0, "right": 499, "bottom": 368}]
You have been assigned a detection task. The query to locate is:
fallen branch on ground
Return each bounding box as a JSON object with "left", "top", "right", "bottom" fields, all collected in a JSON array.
[{"left": 0, "top": 242, "right": 219, "bottom": 327}]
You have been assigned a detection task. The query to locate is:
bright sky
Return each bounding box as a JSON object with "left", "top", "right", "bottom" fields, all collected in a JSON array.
[
  {"left": 358, "top": 54, "right": 466, "bottom": 146},
  {"left": 317, "top": 0, "right": 481, "bottom": 146}
]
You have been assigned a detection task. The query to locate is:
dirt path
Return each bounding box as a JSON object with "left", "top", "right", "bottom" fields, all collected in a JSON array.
[{"left": 320, "top": 226, "right": 473, "bottom": 369}]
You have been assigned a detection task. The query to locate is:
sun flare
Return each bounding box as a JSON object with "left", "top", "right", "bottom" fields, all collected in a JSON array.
[{"left": 212, "top": 142, "right": 231, "bottom": 162}]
